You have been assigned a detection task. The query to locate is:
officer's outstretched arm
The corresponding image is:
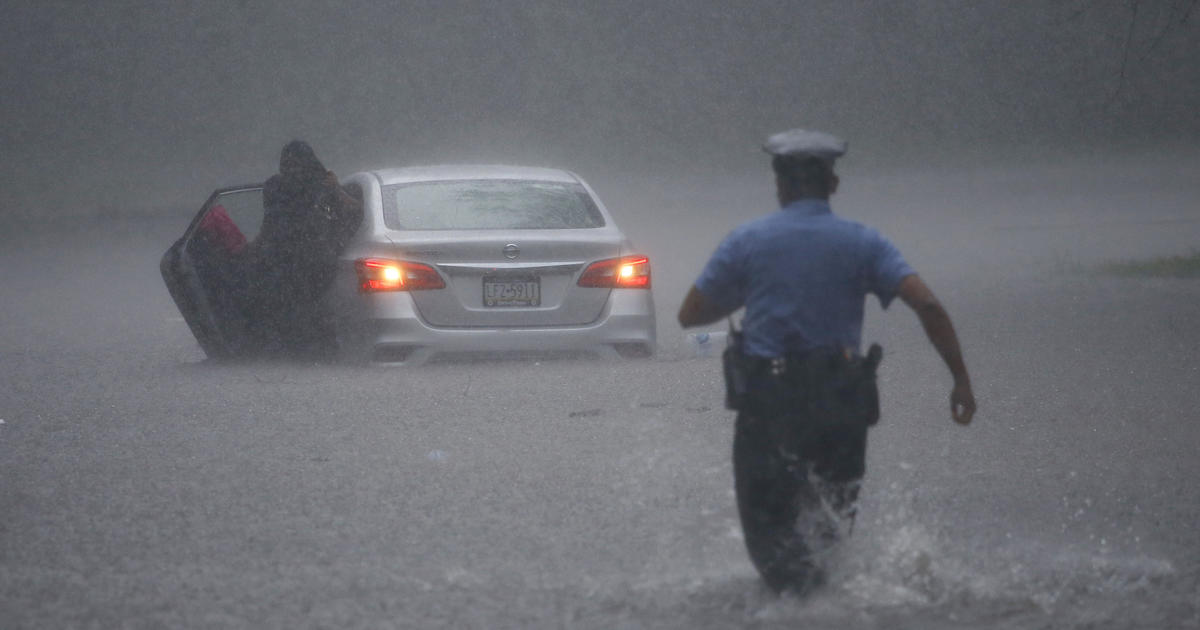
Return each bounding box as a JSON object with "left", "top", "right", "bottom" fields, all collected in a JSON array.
[
  {"left": 897, "top": 275, "right": 976, "bottom": 425},
  {"left": 678, "top": 285, "right": 735, "bottom": 328}
]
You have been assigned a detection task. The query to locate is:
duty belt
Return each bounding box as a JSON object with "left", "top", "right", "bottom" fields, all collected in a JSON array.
[
  {"left": 747, "top": 345, "right": 878, "bottom": 375},
  {"left": 733, "top": 344, "right": 885, "bottom": 426}
]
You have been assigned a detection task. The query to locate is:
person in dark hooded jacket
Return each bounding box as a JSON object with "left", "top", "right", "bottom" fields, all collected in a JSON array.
[{"left": 249, "top": 140, "right": 362, "bottom": 357}]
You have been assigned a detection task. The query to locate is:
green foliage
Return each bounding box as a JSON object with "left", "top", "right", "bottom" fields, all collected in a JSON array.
[{"left": 1100, "top": 251, "right": 1200, "bottom": 278}]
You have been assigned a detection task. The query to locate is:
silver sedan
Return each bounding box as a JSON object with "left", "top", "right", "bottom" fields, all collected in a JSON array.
[{"left": 162, "top": 165, "right": 656, "bottom": 363}]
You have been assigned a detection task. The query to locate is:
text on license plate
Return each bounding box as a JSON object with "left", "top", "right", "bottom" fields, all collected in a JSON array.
[{"left": 483, "top": 275, "right": 540, "bottom": 307}]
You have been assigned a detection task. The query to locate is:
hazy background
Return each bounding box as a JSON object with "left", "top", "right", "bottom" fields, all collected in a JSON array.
[
  {"left": 2, "top": 0, "right": 1197, "bottom": 221},
  {"left": 3, "top": 3, "right": 1200, "bottom": 627}
]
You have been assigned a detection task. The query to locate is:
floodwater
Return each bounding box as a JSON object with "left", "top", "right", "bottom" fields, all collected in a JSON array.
[{"left": 1, "top": 156, "right": 1198, "bottom": 628}]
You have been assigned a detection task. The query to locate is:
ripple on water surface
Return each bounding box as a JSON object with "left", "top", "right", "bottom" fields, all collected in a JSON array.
[{"left": 536, "top": 486, "right": 1191, "bottom": 630}]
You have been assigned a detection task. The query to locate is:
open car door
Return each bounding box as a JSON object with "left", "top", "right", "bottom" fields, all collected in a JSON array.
[{"left": 160, "top": 185, "right": 264, "bottom": 359}]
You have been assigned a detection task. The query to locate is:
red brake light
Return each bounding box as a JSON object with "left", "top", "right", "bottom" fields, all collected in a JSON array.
[
  {"left": 355, "top": 258, "right": 445, "bottom": 292},
  {"left": 578, "top": 256, "right": 651, "bottom": 289}
]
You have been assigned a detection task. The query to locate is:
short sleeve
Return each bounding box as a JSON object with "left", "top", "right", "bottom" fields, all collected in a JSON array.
[
  {"left": 867, "top": 229, "right": 915, "bottom": 309},
  {"left": 694, "top": 229, "right": 749, "bottom": 311}
]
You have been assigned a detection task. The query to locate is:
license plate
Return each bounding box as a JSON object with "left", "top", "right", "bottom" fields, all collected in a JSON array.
[{"left": 483, "top": 274, "right": 540, "bottom": 307}]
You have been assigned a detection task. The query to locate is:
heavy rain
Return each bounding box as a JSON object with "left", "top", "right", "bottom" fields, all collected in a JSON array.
[{"left": 2, "top": 2, "right": 1198, "bottom": 628}]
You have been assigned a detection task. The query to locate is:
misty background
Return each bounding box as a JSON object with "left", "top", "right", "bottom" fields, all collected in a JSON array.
[
  {"left": 4, "top": 3, "right": 1200, "bottom": 627},
  {"left": 2, "top": 0, "right": 1197, "bottom": 221}
]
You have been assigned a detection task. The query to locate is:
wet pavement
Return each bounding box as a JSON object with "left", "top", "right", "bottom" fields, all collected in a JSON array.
[{"left": 2, "top": 163, "right": 1199, "bottom": 628}]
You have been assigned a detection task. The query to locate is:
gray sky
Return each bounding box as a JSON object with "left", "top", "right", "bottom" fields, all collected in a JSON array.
[{"left": 2, "top": 0, "right": 1197, "bottom": 216}]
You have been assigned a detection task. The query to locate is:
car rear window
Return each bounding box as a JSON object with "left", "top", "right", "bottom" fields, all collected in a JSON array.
[{"left": 382, "top": 180, "right": 606, "bottom": 230}]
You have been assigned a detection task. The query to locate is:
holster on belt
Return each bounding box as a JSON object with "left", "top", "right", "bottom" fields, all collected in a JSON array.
[{"left": 724, "top": 323, "right": 883, "bottom": 430}]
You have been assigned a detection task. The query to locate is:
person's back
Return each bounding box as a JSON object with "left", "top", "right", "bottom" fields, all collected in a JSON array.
[{"left": 702, "top": 199, "right": 910, "bottom": 357}]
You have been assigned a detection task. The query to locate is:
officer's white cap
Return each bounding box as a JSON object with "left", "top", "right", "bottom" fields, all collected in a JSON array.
[{"left": 762, "top": 129, "right": 847, "bottom": 162}]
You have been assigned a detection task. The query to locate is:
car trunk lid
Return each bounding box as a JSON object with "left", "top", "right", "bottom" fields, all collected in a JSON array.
[{"left": 386, "top": 231, "right": 623, "bottom": 327}]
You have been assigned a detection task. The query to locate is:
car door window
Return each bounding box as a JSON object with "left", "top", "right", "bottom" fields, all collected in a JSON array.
[
  {"left": 210, "top": 188, "right": 265, "bottom": 242},
  {"left": 186, "top": 187, "right": 264, "bottom": 259}
]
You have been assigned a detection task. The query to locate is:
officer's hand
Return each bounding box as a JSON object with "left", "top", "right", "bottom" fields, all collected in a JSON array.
[{"left": 951, "top": 381, "right": 975, "bottom": 425}]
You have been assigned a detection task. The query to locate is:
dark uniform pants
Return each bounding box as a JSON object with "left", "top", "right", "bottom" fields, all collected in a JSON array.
[{"left": 732, "top": 362, "right": 873, "bottom": 594}]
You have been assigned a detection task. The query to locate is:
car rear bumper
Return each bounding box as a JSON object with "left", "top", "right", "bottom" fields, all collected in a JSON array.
[{"left": 333, "top": 288, "right": 656, "bottom": 364}]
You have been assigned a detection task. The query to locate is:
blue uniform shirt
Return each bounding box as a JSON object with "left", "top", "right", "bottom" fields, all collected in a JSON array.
[{"left": 694, "top": 199, "right": 915, "bottom": 358}]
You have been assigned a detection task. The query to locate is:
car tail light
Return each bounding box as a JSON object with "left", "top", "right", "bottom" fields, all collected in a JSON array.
[
  {"left": 355, "top": 258, "right": 445, "bottom": 292},
  {"left": 577, "top": 256, "right": 651, "bottom": 289}
]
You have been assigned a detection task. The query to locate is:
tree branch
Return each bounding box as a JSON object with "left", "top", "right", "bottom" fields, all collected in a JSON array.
[
  {"left": 1107, "top": 0, "right": 1141, "bottom": 105},
  {"left": 1137, "top": 0, "right": 1198, "bottom": 62}
]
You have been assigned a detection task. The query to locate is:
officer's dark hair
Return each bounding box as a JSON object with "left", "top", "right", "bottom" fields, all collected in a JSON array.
[{"left": 772, "top": 154, "right": 835, "bottom": 199}]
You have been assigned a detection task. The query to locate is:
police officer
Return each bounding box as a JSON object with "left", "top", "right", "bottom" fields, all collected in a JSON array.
[{"left": 677, "top": 129, "right": 976, "bottom": 594}]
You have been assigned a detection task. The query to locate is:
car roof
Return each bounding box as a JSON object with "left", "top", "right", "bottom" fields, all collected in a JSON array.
[{"left": 369, "top": 165, "right": 581, "bottom": 186}]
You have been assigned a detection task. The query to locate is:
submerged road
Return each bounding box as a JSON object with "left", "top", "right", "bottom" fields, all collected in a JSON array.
[{"left": 2, "top": 164, "right": 1199, "bottom": 628}]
